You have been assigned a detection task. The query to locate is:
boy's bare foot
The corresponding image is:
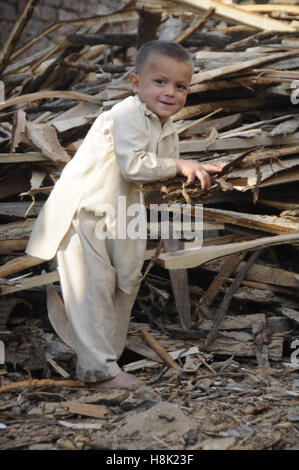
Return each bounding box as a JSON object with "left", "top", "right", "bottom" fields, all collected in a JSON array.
[{"left": 90, "top": 371, "right": 145, "bottom": 391}]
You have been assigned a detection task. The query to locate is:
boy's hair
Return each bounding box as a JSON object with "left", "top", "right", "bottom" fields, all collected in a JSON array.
[{"left": 135, "top": 40, "right": 193, "bottom": 74}]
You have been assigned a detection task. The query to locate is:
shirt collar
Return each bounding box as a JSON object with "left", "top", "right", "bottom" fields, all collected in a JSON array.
[{"left": 133, "top": 94, "right": 178, "bottom": 136}]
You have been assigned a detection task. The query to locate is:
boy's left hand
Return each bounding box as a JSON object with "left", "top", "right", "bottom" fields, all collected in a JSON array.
[{"left": 176, "top": 159, "right": 222, "bottom": 190}]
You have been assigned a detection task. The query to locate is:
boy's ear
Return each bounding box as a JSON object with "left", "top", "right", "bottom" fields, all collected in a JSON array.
[{"left": 129, "top": 72, "right": 139, "bottom": 93}]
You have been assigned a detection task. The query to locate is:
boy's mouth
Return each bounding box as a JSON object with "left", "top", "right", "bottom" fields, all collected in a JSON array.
[{"left": 159, "top": 100, "right": 175, "bottom": 107}]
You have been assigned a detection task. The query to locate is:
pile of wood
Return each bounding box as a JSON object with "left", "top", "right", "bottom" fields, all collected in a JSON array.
[{"left": 0, "top": 0, "right": 299, "bottom": 377}]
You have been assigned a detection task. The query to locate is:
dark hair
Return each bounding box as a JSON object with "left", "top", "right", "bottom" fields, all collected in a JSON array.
[{"left": 135, "top": 40, "right": 193, "bottom": 73}]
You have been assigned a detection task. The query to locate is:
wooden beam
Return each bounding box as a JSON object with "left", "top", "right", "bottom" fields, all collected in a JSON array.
[{"left": 158, "top": 231, "right": 299, "bottom": 270}]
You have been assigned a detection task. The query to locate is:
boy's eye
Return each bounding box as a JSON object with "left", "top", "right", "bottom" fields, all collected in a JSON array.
[
  {"left": 176, "top": 84, "right": 186, "bottom": 90},
  {"left": 155, "top": 79, "right": 165, "bottom": 85}
]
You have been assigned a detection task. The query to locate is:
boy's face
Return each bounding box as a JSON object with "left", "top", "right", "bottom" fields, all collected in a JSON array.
[{"left": 130, "top": 54, "right": 192, "bottom": 123}]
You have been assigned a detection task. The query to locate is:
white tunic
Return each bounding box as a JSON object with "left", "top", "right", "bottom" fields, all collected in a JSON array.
[{"left": 26, "top": 94, "right": 179, "bottom": 293}]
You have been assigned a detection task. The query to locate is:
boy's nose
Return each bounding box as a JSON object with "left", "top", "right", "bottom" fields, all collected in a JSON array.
[{"left": 165, "top": 84, "right": 175, "bottom": 96}]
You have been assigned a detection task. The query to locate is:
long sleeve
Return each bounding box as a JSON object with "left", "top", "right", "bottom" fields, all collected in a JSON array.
[{"left": 112, "top": 98, "right": 178, "bottom": 184}]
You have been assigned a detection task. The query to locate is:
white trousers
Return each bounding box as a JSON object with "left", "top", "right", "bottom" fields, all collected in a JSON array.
[{"left": 56, "top": 208, "right": 141, "bottom": 382}]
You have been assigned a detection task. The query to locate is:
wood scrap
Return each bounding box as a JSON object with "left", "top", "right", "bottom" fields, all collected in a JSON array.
[
  {"left": 140, "top": 327, "right": 181, "bottom": 369},
  {"left": 163, "top": 236, "right": 192, "bottom": 330},
  {"left": 0, "top": 378, "right": 83, "bottom": 394}
]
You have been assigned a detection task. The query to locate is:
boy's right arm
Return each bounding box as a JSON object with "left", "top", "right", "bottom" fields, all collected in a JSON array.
[{"left": 112, "top": 108, "right": 177, "bottom": 184}]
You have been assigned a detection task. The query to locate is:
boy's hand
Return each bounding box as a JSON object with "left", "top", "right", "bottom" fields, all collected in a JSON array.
[{"left": 176, "top": 159, "right": 222, "bottom": 190}]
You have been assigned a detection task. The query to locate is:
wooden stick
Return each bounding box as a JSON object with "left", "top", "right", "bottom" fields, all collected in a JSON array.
[
  {"left": 0, "top": 378, "right": 84, "bottom": 394},
  {"left": 174, "top": 7, "right": 215, "bottom": 44},
  {"left": 205, "top": 249, "right": 262, "bottom": 348},
  {"left": 140, "top": 328, "right": 181, "bottom": 369},
  {"left": 200, "top": 253, "right": 246, "bottom": 308},
  {"left": 0, "top": 0, "right": 39, "bottom": 76},
  {"left": 0, "top": 90, "right": 102, "bottom": 112}
]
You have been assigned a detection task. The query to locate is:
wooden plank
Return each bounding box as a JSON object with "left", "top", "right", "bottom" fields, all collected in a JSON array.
[
  {"left": 158, "top": 231, "right": 299, "bottom": 270},
  {"left": 179, "top": 114, "right": 242, "bottom": 136},
  {"left": 46, "top": 284, "right": 73, "bottom": 348},
  {"left": 190, "top": 50, "right": 299, "bottom": 85},
  {"left": 179, "top": 131, "right": 299, "bottom": 152},
  {"left": 164, "top": 237, "right": 192, "bottom": 329},
  {"left": 202, "top": 207, "right": 299, "bottom": 234},
  {"left": 0, "top": 152, "right": 57, "bottom": 163},
  {"left": 61, "top": 402, "right": 108, "bottom": 418},
  {"left": 0, "top": 255, "right": 47, "bottom": 279},
  {"left": 0, "top": 271, "right": 60, "bottom": 296},
  {"left": 172, "top": 97, "right": 270, "bottom": 121},
  {"left": 235, "top": 262, "right": 299, "bottom": 289},
  {"left": 239, "top": 4, "right": 299, "bottom": 15},
  {"left": 169, "top": 0, "right": 295, "bottom": 31},
  {"left": 0, "top": 203, "right": 43, "bottom": 219}
]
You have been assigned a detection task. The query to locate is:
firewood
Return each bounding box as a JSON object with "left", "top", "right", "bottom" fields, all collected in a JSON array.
[
  {"left": 140, "top": 327, "right": 181, "bottom": 369},
  {"left": 0, "top": 379, "right": 84, "bottom": 394}
]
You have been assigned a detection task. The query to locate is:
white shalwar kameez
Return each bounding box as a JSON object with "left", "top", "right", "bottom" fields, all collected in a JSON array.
[{"left": 26, "top": 94, "right": 179, "bottom": 382}]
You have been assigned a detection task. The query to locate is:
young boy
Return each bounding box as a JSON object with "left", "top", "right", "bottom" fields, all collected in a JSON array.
[{"left": 26, "top": 40, "right": 221, "bottom": 390}]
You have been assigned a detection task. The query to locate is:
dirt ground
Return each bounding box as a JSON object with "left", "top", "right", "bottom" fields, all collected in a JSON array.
[{"left": 0, "top": 318, "right": 298, "bottom": 451}]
